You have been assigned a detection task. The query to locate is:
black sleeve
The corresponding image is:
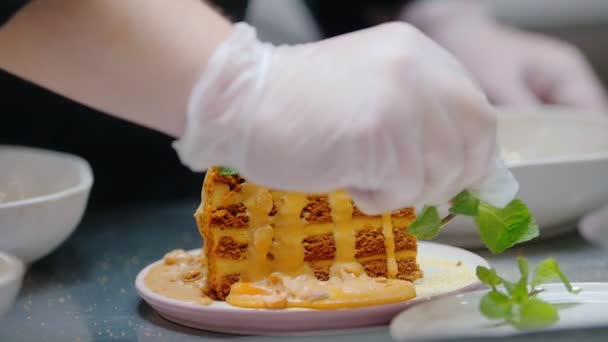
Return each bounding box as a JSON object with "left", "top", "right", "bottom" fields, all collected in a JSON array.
[
  {"left": 0, "top": 0, "right": 30, "bottom": 27},
  {"left": 208, "top": 0, "right": 249, "bottom": 22},
  {"left": 304, "top": 0, "right": 416, "bottom": 38}
]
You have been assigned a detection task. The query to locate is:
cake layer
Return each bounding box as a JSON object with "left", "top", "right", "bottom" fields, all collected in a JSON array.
[
  {"left": 208, "top": 224, "right": 418, "bottom": 260},
  {"left": 209, "top": 203, "right": 249, "bottom": 228},
  {"left": 303, "top": 233, "right": 336, "bottom": 261},
  {"left": 204, "top": 273, "right": 240, "bottom": 300},
  {"left": 355, "top": 227, "right": 386, "bottom": 258},
  {"left": 208, "top": 186, "right": 416, "bottom": 230},
  {"left": 397, "top": 257, "right": 422, "bottom": 281},
  {"left": 215, "top": 236, "right": 248, "bottom": 260},
  {"left": 198, "top": 168, "right": 423, "bottom": 303}
]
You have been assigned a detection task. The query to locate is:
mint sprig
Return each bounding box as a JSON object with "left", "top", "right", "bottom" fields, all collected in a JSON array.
[
  {"left": 217, "top": 166, "right": 239, "bottom": 176},
  {"left": 475, "top": 200, "right": 539, "bottom": 254},
  {"left": 407, "top": 191, "right": 539, "bottom": 254},
  {"left": 532, "top": 258, "right": 579, "bottom": 293},
  {"left": 476, "top": 257, "right": 578, "bottom": 329},
  {"left": 407, "top": 206, "right": 442, "bottom": 240},
  {"left": 449, "top": 190, "right": 480, "bottom": 217}
]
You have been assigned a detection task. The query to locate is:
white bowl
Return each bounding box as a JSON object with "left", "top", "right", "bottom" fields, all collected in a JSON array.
[
  {"left": 436, "top": 107, "right": 608, "bottom": 247},
  {"left": 0, "top": 251, "right": 25, "bottom": 318},
  {"left": 0, "top": 146, "right": 93, "bottom": 263}
]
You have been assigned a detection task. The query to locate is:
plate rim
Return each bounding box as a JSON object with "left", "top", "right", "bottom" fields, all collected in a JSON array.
[
  {"left": 135, "top": 241, "right": 489, "bottom": 314},
  {"left": 390, "top": 282, "right": 608, "bottom": 341}
]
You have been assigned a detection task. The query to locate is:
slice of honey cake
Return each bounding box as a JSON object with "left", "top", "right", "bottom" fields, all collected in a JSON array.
[{"left": 195, "top": 167, "right": 422, "bottom": 309}]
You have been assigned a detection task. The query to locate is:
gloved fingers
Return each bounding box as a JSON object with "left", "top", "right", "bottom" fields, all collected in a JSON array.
[
  {"left": 446, "top": 80, "right": 497, "bottom": 196},
  {"left": 414, "top": 96, "right": 466, "bottom": 206},
  {"left": 349, "top": 187, "right": 420, "bottom": 216},
  {"left": 469, "top": 156, "right": 519, "bottom": 208},
  {"left": 348, "top": 133, "right": 425, "bottom": 215},
  {"left": 579, "top": 204, "right": 608, "bottom": 249},
  {"left": 538, "top": 65, "right": 608, "bottom": 113},
  {"left": 526, "top": 42, "right": 608, "bottom": 113},
  {"left": 484, "top": 72, "right": 541, "bottom": 108}
]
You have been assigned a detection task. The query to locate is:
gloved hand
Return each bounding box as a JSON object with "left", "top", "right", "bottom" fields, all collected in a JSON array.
[
  {"left": 579, "top": 204, "right": 608, "bottom": 249},
  {"left": 173, "top": 22, "right": 497, "bottom": 214},
  {"left": 405, "top": 0, "right": 608, "bottom": 112}
]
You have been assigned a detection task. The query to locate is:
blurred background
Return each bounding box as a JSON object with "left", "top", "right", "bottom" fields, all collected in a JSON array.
[
  {"left": 247, "top": 0, "right": 608, "bottom": 87},
  {"left": 2, "top": 0, "right": 607, "bottom": 207}
]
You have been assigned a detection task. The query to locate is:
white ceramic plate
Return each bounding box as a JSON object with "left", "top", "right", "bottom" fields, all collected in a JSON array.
[
  {"left": 135, "top": 242, "right": 488, "bottom": 335},
  {"left": 390, "top": 282, "right": 608, "bottom": 341},
  {"left": 436, "top": 107, "right": 608, "bottom": 247}
]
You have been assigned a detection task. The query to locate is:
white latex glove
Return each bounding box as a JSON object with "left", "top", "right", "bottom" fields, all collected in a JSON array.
[
  {"left": 467, "top": 156, "right": 517, "bottom": 208},
  {"left": 173, "top": 22, "right": 497, "bottom": 214},
  {"left": 405, "top": 0, "right": 608, "bottom": 112},
  {"left": 579, "top": 204, "right": 608, "bottom": 249}
]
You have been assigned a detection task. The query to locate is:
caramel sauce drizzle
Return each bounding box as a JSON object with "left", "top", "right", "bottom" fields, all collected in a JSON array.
[
  {"left": 270, "top": 193, "right": 310, "bottom": 275},
  {"left": 242, "top": 184, "right": 274, "bottom": 282},
  {"left": 381, "top": 213, "right": 398, "bottom": 278},
  {"left": 328, "top": 191, "right": 364, "bottom": 277}
]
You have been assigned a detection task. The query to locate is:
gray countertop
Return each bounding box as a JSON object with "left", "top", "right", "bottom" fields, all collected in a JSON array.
[{"left": 1, "top": 199, "right": 608, "bottom": 342}]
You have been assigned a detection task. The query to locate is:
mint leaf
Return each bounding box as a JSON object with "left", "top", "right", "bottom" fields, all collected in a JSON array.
[
  {"left": 505, "top": 257, "right": 531, "bottom": 303},
  {"left": 477, "top": 258, "right": 577, "bottom": 330},
  {"left": 517, "top": 257, "right": 529, "bottom": 284},
  {"left": 512, "top": 299, "right": 559, "bottom": 329},
  {"left": 407, "top": 191, "right": 537, "bottom": 254},
  {"left": 480, "top": 291, "right": 513, "bottom": 320},
  {"left": 450, "top": 190, "right": 480, "bottom": 216},
  {"left": 504, "top": 280, "right": 516, "bottom": 294},
  {"left": 532, "top": 258, "right": 578, "bottom": 293},
  {"left": 474, "top": 199, "right": 537, "bottom": 254},
  {"left": 509, "top": 280, "right": 529, "bottom": 303},
  {"left": 408, "top": 206, "right": 442, "bottom": 240},
  {"left": 217, "top": 166, "right": 238, "bottom": 176},
  {"left": 476, "top": 266, "right": 504, "bottom": 291},
  {"left": 516, "top": 217, "right": 540, "bottom": 244}
]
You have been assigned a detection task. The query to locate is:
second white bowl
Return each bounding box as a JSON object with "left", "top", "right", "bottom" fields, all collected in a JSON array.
[
  {"left": 437, "top": 107, "right": 608, "bottom": 247},
  {"left": 0, "top": 145, "right": 93, "bottom": 263},
  {"left": 0, "top": 251, "right": 25, "bottom": 318}
]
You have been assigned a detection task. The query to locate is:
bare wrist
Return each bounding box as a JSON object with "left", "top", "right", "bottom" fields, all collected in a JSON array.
[{"left": 402, "top": 0, "right": 493, "bottom": 35}]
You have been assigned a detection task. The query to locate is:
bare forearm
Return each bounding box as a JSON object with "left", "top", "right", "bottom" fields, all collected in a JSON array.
[
  {"left": 402, "top": 0, "right": 488, "bottom": 35},
  {"left": 0, "top": 0, "right": 233, "bottom": 137}
]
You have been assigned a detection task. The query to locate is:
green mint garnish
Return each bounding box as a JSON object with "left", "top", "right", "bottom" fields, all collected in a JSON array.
[
  {"left": 476, "top": 257, "right": 578, "bottom": 330},
  {"left": 475, "top": 200, "right": 539, "bottom": 254},
  {"left": 513, "top": 299, "right": 559, "bottom": 329},
  {"left": 476, "top": 266, "right": 504, "bottom": 291},
  {"left": 217, "top": 166, "right": 239, "bottom": 176},
  {"left": 449, "top": 190, "right": 480, "bottom": 216},
  {"left": 480, "top": 291, "right": 512, "bottom": 319},
  {"left": 532, "top": 258, "right": 579, "bottom": 293},
  {"left": 407, "top": 206, "right": 442, "bottom": 239},
  {"left": 407, "top": 191, "right": 538, "bottom": 254}
]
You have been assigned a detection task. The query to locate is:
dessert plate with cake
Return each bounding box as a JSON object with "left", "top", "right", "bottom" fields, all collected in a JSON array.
[{"left": 136, "top": 167, "right": 489, "bottom": 334}]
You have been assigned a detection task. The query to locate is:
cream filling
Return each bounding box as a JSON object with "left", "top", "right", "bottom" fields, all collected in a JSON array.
[
  {"left": 144, "top": 250, "right": 212, "bottom": 305},
  {"left": 144, "top": 250, "right": 479, "bottom": 310}
]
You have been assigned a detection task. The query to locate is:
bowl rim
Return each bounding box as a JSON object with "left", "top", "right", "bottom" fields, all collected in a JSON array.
[
  {"left": 0, "top": 251, "right": 25, "bottom": 286},
  {"left": 0, "top": 145, "right": 93, "bottom": 209},
  {"left": 497, "top": 106, "right": 608, "bottom": 168}
]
